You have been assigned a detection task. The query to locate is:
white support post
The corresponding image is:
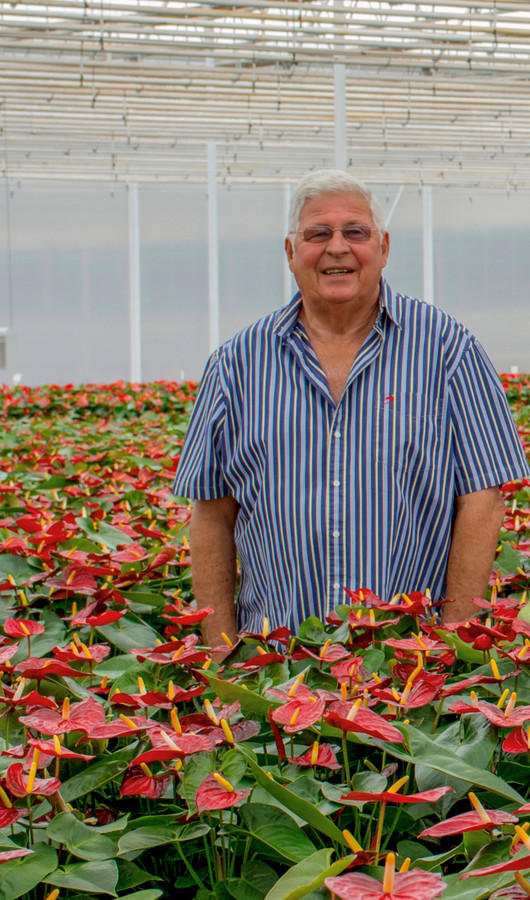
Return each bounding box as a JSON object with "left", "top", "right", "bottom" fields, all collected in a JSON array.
[
  {"left": 207, "top": 139, "right": 220, "bottom": 353},
  {"left": 128, "top": 182, "right": 142, "bottom": 381},
  {"left": 334, "top": 63, "right": 347, "bottom": 171},
  {"left": 385, "top": 184, "right": 404, "bottom": 228},
  {"left": 283, "top": 182, "right": 293, "bottom": 305},
  {"left": 422, "top": 184, "right": 434, "bottom": 304}
]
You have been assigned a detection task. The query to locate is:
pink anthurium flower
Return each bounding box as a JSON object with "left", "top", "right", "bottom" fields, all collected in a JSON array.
[
  {"left": 271, "top": 697, "right": 326, "bottom": 733},
  {"left": 20, "top": 696, "right": 105, "bottom": 736},
  {"left": 196, "top": 773, "right": 251, "bottom": 811},
  {"left": 325, "top": 700, "right": 405, "bottom": 744},
  {"left": 46, "top": 564, "right": 99, "bottom": 595},
  {"left": 326, "top": 853, "right": 447, "bottom": 900},
  {"left": 420, "top": 809, "right": 519, "bottom": 837},
  {"left": 0, "top": 848, "right": 34, "bottom": 863},
  {"left": 290, "top": 742, "right": 341, "bottom": 770}
]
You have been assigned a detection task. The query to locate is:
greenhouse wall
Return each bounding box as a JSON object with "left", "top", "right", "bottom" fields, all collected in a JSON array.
[{"left": 0, "top": 179, "right": 528, "bottom": 386}]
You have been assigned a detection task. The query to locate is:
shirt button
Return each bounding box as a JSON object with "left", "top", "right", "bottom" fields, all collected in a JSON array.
[
  {"left": 332, "top": 480, "right": 340, "bottom": 487},
  {"left": 332, "top": 531, "right": 340, "bottom": 538},
  {"left": 333, "top": 582, "right": 340, "bottom": 590},
  {"left": 334, "top": 431, "right": 341, "bottom": 438}
]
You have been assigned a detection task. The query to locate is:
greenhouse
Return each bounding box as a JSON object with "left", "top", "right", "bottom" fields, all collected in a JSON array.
[{"left": 0, "top": 3, "right": 529, "bottom": 900}]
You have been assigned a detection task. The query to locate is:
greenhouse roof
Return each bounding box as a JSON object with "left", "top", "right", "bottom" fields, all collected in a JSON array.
[{"left": 2, "top": 1, "right": 530, "bottom": 186}]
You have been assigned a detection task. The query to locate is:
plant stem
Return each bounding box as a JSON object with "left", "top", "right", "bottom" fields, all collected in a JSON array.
[
  {"left": 175, "top": 840, "right": 205, "bottom": 889},
  {"left": 373, "top": 801, "right": 387, "bottom": 865},
  {"left": 342, "top": 733, "right": 351, "bottom": 788}
]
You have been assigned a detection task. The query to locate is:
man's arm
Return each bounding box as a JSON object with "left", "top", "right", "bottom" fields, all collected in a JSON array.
[
  {"left": 442, "top": 485, "right": 506, "bottom": 623},
  {"left": 189, "top": 496, "right": 240, "bottom": 649}
]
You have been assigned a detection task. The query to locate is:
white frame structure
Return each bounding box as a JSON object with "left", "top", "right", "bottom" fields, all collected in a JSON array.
[{"left": 1, "top": 1, "right": 530, "bottom": 188}]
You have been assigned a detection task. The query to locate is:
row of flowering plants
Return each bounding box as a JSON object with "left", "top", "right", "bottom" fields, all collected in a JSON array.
[{"left": 0, "top": 376, "right": 528, "bottom": 900}]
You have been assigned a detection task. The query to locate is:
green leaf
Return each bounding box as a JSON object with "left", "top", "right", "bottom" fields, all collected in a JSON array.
[
  {"left": 77, "top": 517, "right": 133, "bottom": 549},
  {"left": 248, "top": 823, "right": 317, "bottom": 863},
  {"left": 179, "top": 751, "right": 216, "bottom": 815},
  {"left": 204, "top": 673, "right": 280, "bottom": 718},
  {"left": 0, "top": 843, "right": 58, "bottom": 900},
  {"left": 0, "top": 554, "right": 37, "bottom": 582},
  {"left": 389, "top": 723, "right": 525, "bottom": 804},
  {"left": 43, "top": 859, "right": 119, "bottom": 895},
  {"left": 118, "top": 826, "right": 181, "bottom": 855},
  {"left": 263, "top": 849, "right": 353, "bottom": 900},
  {"left": 224, "top": 860, "right": 278, "bottom": 900},
  {"left": 518, "top": 603, "right": 530, "bottom": 624},
  {"left": 46, "top": 812, "right": 118, "bottom": 861},
  {"left": 113, "top": 893, "right": 163, "bottom": 900},
  {"left": 496, "top": 542, "right": 525, "bottom": 576},
  {"left": 96, "top": 619, "right": 159, "bottom": 652},
  {"left": 122, "top": 590, "right": 166, "bottom": 610},
  {"left": 239, "top": 750, "right": 346, "bottom": 846}
]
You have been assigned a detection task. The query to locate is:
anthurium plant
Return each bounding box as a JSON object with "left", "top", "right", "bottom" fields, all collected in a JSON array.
[{"left": 0, "top": 376, "right": 528, "bottom": 900}]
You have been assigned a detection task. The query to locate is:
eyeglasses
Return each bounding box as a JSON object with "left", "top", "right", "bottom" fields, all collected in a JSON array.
[{"left": 297, "top": 224, "right": 376, "bottom": 244}]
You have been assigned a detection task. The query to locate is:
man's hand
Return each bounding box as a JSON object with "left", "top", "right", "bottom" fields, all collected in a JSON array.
[
  {"left": 189, "top": 496, "right": 240, "bottom": 653},
  {"left": 442, "top": 486, "right": 505, "bottom": 624}
]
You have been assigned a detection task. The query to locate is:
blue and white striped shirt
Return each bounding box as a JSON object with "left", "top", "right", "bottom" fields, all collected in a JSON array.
[{"left": 173, "top": 280, "right": 529, "bottom": 634}]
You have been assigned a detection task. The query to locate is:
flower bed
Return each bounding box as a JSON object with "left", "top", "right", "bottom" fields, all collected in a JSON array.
[{"left": 0, "top": 377, "right": 528, "bottom": 900}]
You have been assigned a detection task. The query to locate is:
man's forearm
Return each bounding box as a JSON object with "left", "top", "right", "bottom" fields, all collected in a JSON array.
[
  {"left": 442, "top": 486, "right": 506, "bottom": 623},
  {"left": 189, "top": 497, "right": 239, "bottom": 649}
]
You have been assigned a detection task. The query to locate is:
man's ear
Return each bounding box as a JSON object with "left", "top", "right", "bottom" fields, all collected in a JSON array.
[{"left": 285, "top": 236, "right": 295, "bottom": 271}]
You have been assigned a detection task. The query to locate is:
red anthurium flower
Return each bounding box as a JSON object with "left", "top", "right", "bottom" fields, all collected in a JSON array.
[
  {"left": 372, "top": 679, "right": 444, "bottom": 710},
  {"left": 73, "top": 607, "right": 127, "bottom": 627},
  {"left": 271, "top": 697, "right": 326, "bottom": 733},
  {"left": 28, "top": 738, "right": 95, "bottom": 761},
  {"left": 15, "top": 657, "right": 87, "bottom": 680},
  {"left": 420, "top": 809, "right": 519, "bottom": 837},
  {"left": 325, "top": 700, "right": 405, "bottom": 744},
  {"left": 0, "top": 848, "right": 34, "bottom": 862},
  {"left": 80, "top": 713, "right": 156, "bottom": 740},
  {"left": 460, "top": 856, "right": 530, "bottom": 879},
  {"left": 295, "top": 642, "right": 351, "bottom": 663},
  {"left": 290, "top": 742, "right": 341, "bottom": 770},
  {"left": 232, "top": 651, "right": 286, "bottom": 669},
  {"left": 112, "top": 543, "right": 148, "bottom": 563},
  {"left": 53, "top": 642, "right": 111, "bottom": 664},
  {"left": 46, "top": 565, "right": 99, "bottom": 595},
  {"left": 448, "top": 697, "right": 530, "bottom": 728},
  {"left": 0, "top": 808, "right": 26, "bottom": 829},
  {"left": 131, "top": 732, "right": 215, "bottom": 765},
  {"left": 0, "top": 688, "right": 57, "bottom": 711},
  {"left": 325, "top": 868, "right": 447, "bottom": 900},
  {"left": 385, "top": 634, "right": 451, "bottom": 654},
  {"left": 502, "top": 727, "right": 530, "bottom": 754},
  {"left": 341, "top": 786, "right": 453, "bottom": 805},
  {"left": 239, "top": 625, "right": 291, "bottom": 645},
  {"left": 196, "top": 773, "right": 252, "bottom": 811},
  {"left": 330, "top": 655, "right": 365, "bottom": 683},
  {"left": 3, "top": 618, "right": 45, "bottom": 638},
  {"left": 119, "top": 765, "right": 172, "bottom": 798},
  {"left": 5, "top": 762, "right": 61, "bottom": 797},
  {"left": 161, "top": 605, "right": 214, "bottom": 628},
  {"left": 0, "top": 642, "right": 21, "bottom": 670},
  {"left": 20, "top": 696, "right": 105, "bottom": 735}
]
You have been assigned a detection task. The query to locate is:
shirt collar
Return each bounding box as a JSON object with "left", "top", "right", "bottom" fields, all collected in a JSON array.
[{"left": 273, "top": 278, "right": 402, "bottom": 338}]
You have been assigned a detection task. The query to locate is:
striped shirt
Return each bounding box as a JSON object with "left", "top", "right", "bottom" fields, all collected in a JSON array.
[{"left": 173, "top": 279, "right": 529, "bottom": 634}]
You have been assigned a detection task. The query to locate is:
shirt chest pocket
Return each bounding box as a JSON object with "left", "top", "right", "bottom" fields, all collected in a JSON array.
[{"left": 376, "top": 393, "right": 444, "bottom": 472}]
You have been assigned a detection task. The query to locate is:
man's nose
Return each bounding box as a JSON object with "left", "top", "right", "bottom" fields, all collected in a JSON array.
[{"left": 326, "top": 229, "right": 350, "bottom": 251}]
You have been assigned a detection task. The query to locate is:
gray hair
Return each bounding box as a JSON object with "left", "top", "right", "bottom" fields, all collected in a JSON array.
[{"left": 288, "top": 169, "right": 386, "bottom": 235}]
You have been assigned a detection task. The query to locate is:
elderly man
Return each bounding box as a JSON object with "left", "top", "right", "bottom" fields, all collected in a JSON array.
[{"left": 173, "top": 169, "right": 529, "bottom": 647}]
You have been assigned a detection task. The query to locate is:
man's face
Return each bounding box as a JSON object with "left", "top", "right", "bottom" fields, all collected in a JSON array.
[{"left": 285, "top": 192, "right": 390, "bottom": 313}]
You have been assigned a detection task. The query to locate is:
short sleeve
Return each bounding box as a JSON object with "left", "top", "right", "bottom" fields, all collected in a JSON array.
[
  {"left": 449, "top": 338, "right": 529, "bottom": 495},
  {"left": 172, "top": 351, "right": 231, "bottom": 499}
]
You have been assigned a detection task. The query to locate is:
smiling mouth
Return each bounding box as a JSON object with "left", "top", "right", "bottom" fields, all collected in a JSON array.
[{"left": 323, "top": 268, "right": 353, "bottom": 275}]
